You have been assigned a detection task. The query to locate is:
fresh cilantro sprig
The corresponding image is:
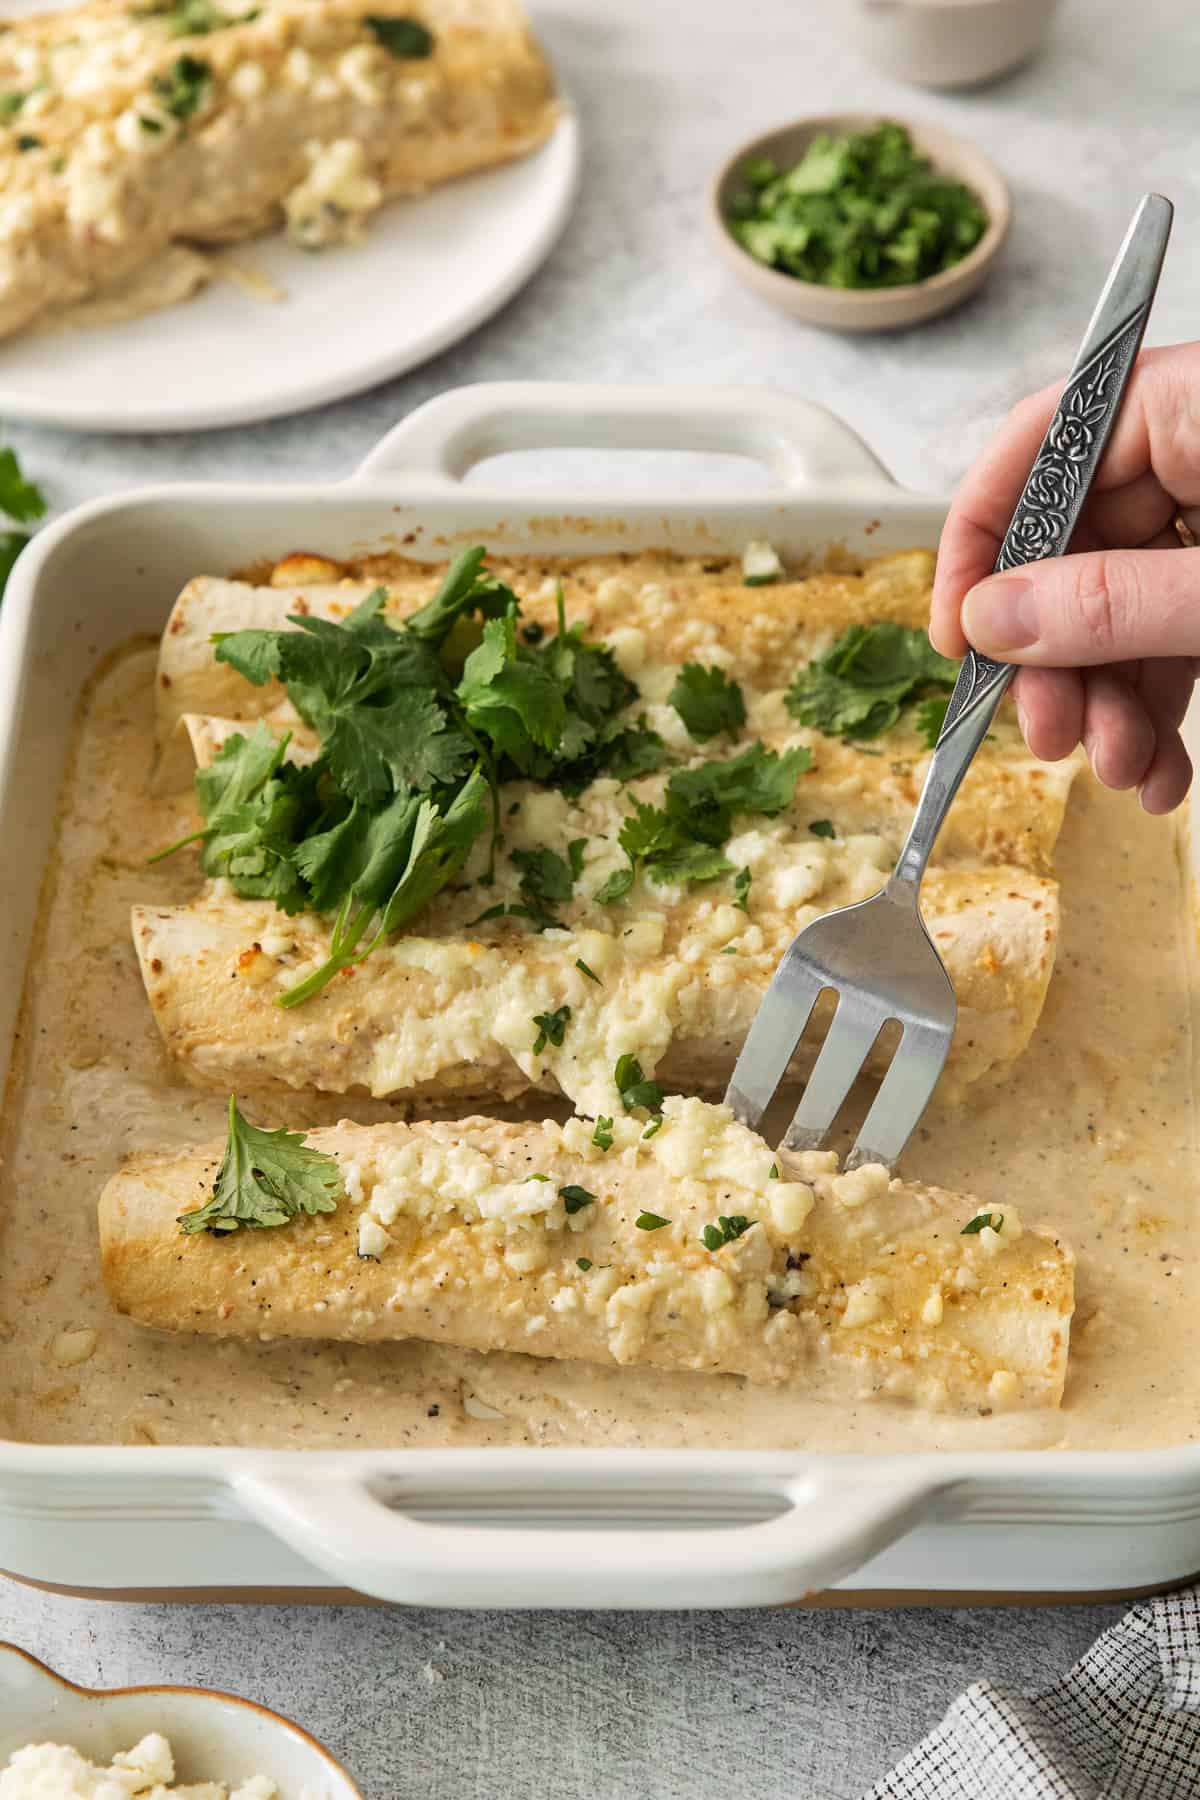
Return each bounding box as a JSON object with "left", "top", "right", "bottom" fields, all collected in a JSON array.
[
  {"left": 178, "top": 1095, "right": 343, "bottom": 1234},
  {"left": 601, "top": 742, "right": 812, "bottom": 899},
  {"left": 173, "top": 549, "right": 656, "bottom": 1003},
  {"left": 786, "top": 624, "right": 958, "bottom": 741}
]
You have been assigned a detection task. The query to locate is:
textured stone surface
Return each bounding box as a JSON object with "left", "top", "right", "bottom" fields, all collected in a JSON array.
[{"left": 0, "top": 0, "right": 1189, "bottom": 1792}]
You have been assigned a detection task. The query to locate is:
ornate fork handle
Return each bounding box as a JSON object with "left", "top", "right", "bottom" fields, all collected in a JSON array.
[{"left": 889, "top": 194, "right": 1172, "bottom": 896}]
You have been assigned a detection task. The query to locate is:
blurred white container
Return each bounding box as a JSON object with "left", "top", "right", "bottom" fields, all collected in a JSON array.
[{"left": 835, "top": 0, "right": 1062, "bottom": 89}]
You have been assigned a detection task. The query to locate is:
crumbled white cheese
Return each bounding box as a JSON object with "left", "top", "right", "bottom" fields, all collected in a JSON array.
[
  {"left": 840, "top": 1276, "right": 890, "bottom": 1329},
  {"left": 284, "top": 139, "right": 382, "bottom": 249},
  {"left": 0, "top": 1732, "right": 279, "bottom": 1798},
  {"left": 829, "top": 1164, "right": 891, "bottom": 1210}
]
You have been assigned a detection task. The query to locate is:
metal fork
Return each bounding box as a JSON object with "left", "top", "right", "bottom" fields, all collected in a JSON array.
[{"left": 726, "top": 192, "right": 1174, "bottom": 1170}]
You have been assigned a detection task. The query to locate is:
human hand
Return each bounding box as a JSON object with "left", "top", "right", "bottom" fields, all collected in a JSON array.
[{"left": 930, "top": 343, "right": 1200, "bottom": 813}]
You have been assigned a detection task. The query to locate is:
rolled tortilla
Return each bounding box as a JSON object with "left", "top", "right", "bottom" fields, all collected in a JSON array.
[
  {"left": 99, "top": 1097, "right": 1074, "bottom": 1411},
  {"left": 133, "top": 863, "right": 1059, "bottom": 1116},
  {"left": 154, "top": 550, "right": 946, "bottom": 743}
]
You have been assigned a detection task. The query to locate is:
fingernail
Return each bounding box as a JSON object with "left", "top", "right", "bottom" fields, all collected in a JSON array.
[{"left": 961, "top": 575, "right": 1039, "bottom": 653}]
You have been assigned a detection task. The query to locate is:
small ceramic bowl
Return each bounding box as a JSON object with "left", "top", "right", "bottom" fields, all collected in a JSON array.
[
  {"left": 831, "top": 0, "right": 1062, "bottom": 91},
  {"left": 707, "top": 113, "right": 1011, "bottom": 333},
  {"left": 0, "top": 1643, "right": 362, "bottom": 1798}
]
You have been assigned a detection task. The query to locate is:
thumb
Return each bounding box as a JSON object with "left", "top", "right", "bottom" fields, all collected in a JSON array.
[{"left": 961, "top": 548, "right": 1200, "bottom": 667}]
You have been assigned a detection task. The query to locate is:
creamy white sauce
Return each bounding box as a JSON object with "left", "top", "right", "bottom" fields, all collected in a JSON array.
[{"left": 0, "top": 623, "right": 1193, "bottom": 1457}]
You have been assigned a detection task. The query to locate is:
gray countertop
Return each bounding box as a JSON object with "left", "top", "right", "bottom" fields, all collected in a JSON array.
[{"left": 0, "top": 0, "right": 1192, "bottom": 1791}]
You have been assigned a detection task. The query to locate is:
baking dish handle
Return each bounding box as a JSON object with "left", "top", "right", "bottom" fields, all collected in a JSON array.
[
  {"left": 352, "top": 382, "right": 896, "bottom": 493},
  {"left": 232, "top": 1464, "right": 946, "bottom": 1608}
]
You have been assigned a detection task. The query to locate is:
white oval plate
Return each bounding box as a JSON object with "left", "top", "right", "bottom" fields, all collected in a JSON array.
[
  {"left": 0, "top": 109, "right": 578, "bottom": 434},
  {"left": 0, "top": 1642, "right": 363, "bottom": 1797}
]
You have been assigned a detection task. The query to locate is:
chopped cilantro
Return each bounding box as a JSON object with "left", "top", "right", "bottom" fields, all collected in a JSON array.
[
  {"left": 641, "top": 1118, "right": 663, "bottom": 1140},
  {"left": 786, "top": 624, "right": 958, "bottom": 741},
  {"left": 0, "top": 92, "right": 27, "bottom": 121},
  {"left": 591, "top": 1116, "right": 614, "bottom": 1151},
  {"left": 727, "top": 121, "right": 988, "bottom": 291},
  {"left": 962, "top": 1211, "right": 1004, "bottom": 1236},
  {"left": 576, "top": 1257, "right": 593, "bottom": 1271},
  {"left": 366, "top": 14, "right": 434, "bottom": 56},
  {"left": 669, "top": 663, "right": 746, "bottom": 742},
  {"left": 702, "top": 1214, "right": 753, "bottom": 1251},
  {"left": 16, "top": 134, "right": 40, "bottom": 151},
  {"left": 575, "top": 957, "right": 601, "bottom": 984},
  {"left": 733, "top": 866, "right": 752, "bottom": 911},
  {"left": 151, "top": 53, "right": 212, "bottom": 119},
  {"left": 915, "top": 695, "right": 950, "bottom": 748},
  {"left": 560, "top": 1184, "right": 595, "bottom": 1214},
  {"left": 525, "top": 1173, "right": 551, "bottom": 1183},
  {"left": 635, "top": 1211, "right": 670, "bottom": 1231},
  {"left": 178, "top": 1095, "right": 343, "bottom": 1234},
  {"left": 511, "top": 844, "right": 577, "bottom": 928},
  {"left": 531, "top": 1004, "right": 571, "bottom": 1055},
  {"left": 809, "top": 818, "right": 836, "bottom": 839},
  {"left": 595, "top": 867, "right": 634, "bottom": 904},
  {"left": 615, "top": 1053, "right": 663, "bottom": 1115},
  {"left": 769, "top": 1163, "right": 779, "bottom": 1179},
  {"left": 136, "top": 0, "right": 255, "bottom": 35}
]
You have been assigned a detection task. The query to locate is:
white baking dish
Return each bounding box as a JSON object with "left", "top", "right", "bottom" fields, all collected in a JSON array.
[{"left": 1, "top": 381, "right": 1198, "bottom": 1610}]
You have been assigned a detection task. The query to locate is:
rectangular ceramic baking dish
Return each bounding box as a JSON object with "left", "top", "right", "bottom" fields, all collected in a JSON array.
[{"left": 1, "top": 381, "right": 1198, "bottom": 1610}]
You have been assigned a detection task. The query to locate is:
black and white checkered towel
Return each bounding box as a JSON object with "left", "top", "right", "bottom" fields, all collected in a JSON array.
[{"left": 867, "top": 1592, "right": 1200, "bottom": 1799}]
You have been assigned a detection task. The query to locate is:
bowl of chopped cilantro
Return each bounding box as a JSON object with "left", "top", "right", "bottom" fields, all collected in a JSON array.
[{"left": 708, "top": 116, "right": 1010, "bottom": 332}]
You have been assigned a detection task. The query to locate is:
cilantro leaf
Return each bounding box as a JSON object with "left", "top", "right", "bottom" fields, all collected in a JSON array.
[
  {"left": 559, "top": 1184, "right": 595, "bottom": 1214},
  {"left": 175, "top": 724, "right": 320, "bottom": 907},
  {"left": 669, "top": 663, "right": 746, "bottom": 741},
  {"left": 0, "top": 447, "right": 47, "bottom": 525},
  {"left": 366, "top": 14, "right": 434, "bottom": 56},
  {"left": 151, "top": 52, "right": 211, "bottom": 119},
  {"left": 511, "top": 844, "right": 577, "bottom": 927},
  {"left": 575, "top": 957, "right": 601, "bottom": 984},
  {"left": 808, "top": 818, "right": 836, "bottom": 839},
  {"left": 592, "top": 1116, "right": 614, "bottom": 1151},
  {"left": 179, "top": 1095, "right": 343, "bottom": 1234},
  {"left": 962, "top": 1211, "right": 1004, "bottom": 1236},
  {"left": 404, "top": 546, "right": 517, "bottom": 648},
  {"left": 701, "top": 1214, "right": 753, "bottom": 1251},
  {"left": 532, "top": 1004, "right": 571, "bottom": 1055},
  {"left": 733, "top": 867, "right": 752, "bottom": 911},
  {"left": 786, "top": 624, "right": 958, "bottom": 741},
  {"left": 279, "top": 771, "right": 490, "bottom": 1007},
  {"left": 594, "top": 867, "right": 634, "bottom": 904},
  {"left": 457, "top": 610, "right": 566, "bottom": 776},
  {"left": 664, "top": 741, "right": 811, "bottom": 844},
  {"left": 615, "top": 1053, "right": 663, "bottom": 1114},
  {"left": 635, "top": 1211, "right": 670, "bottom": 1231}
]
